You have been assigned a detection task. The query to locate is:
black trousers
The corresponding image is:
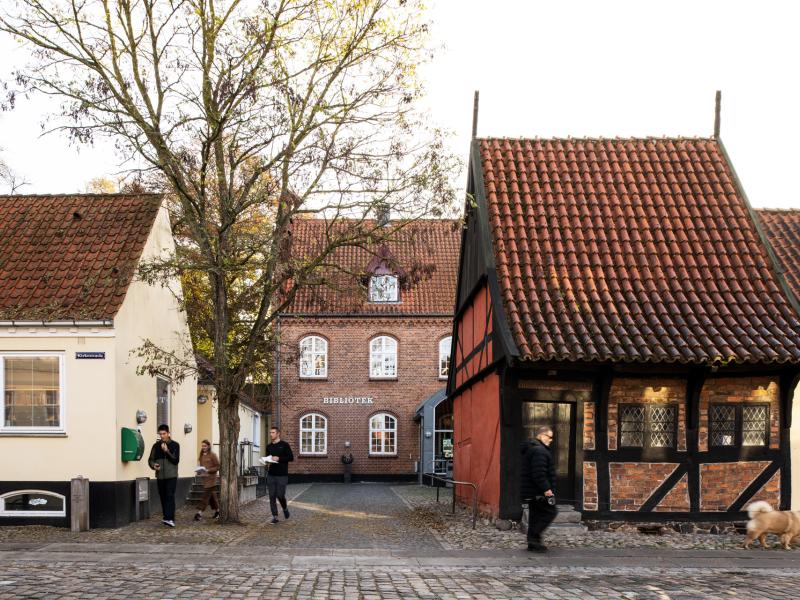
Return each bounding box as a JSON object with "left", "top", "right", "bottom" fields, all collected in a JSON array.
[
  {"left": 157, "top": 477, "right": 177, "bottom": 521},
  {"left": 267, "top": 475, "right": 289, "bottom": 517},
  {"left": 527, "top": 497, "right": 558, "bottom": 544}
]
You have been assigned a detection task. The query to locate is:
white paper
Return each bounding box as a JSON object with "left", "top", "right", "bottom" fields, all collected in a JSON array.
[
  {"left": 259, "top": 456, "right": 278, "bottom": 465},
  {"left": 194, "top": 466, "right": 208, "bottom": 473}
]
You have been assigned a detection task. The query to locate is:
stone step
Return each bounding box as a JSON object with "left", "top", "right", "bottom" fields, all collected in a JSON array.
[
  {"left": 553, "top": 505, "right": 582, "bottom": 524},
  {"left": 549, "top": 522, "right": 588, "bottom": 533}
]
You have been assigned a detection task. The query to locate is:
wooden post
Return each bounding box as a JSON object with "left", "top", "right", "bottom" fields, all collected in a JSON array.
[{"left": 70, "top": 477, "right": 90, "bottom": 532}]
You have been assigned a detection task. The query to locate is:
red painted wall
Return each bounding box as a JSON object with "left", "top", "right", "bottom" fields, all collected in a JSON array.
[
  {"left": 453, "top": 371, "right": 501, "bottom": 515},
  {"left": 454, "top": 284, "right": 493, "bottom": 389}
]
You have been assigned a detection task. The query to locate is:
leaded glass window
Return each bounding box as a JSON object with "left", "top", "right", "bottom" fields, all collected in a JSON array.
[
  {"left": 710, "top": 403, "right": 769, "bottom": 448},
  {"left": 619, "top": 403, "right": 678, "bottom": 449},
  {"left": 710, "top": 405, "right": 736, "bottom": 447},
  {"left": 742, "top": 405, "right": 768, "bottom": 446}
]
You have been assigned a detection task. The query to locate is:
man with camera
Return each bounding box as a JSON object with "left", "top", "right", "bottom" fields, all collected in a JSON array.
[
  {"left": 520, "top": 425, "right": 557, "bottom": 552},
  {"left": 148, "top": 424, "right": 181, "bottom": 527}
]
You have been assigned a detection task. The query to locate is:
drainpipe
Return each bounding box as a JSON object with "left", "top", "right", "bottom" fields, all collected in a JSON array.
[{"left": 274, "top": 316, "right": 281, "bottom": 429}]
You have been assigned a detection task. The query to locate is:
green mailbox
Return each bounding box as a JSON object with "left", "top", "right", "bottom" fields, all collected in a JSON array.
[{"left": 121, "top": 427, "right": 145, "bottom": 462}]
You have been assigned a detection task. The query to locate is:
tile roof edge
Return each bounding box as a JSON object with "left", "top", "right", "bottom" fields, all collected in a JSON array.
[
  {"left": 471, "top": 138, "right": 520, "bottom": 360},
  {"left": 716, "top": 138, "right": 800, "bottom": 320},
  {"left": 474, "top": 135, "right": 717, "bottom": 143},
  {"left": 756, "top": 207, "right": 800, "bottom": 213}
]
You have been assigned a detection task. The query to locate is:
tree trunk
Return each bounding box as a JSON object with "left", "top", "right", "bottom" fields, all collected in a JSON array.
[{"left": 217, "top": 393, "right": 241, "bottom": 522}]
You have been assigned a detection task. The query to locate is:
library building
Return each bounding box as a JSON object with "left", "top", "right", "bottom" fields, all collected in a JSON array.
[{"left": 273, "top": 217, "right": 460, "bottom": 480}]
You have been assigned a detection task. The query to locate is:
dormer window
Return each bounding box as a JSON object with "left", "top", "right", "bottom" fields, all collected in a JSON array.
[{"left": 369, "top": 274, "right": 399, "bottom": 303}]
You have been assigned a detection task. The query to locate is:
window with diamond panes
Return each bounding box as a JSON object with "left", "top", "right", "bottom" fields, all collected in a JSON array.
[
  {"left": 709, "top": 405, "right": 736, "bottom": 447},
  {"left": 619, "top": 403, "right": 677, "bottom": 449},
  {"left": 710, "top": 403, "right": 769, "bottom": 448}
]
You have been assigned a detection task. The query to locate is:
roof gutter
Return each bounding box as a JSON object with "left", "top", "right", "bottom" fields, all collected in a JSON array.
[{"left": 0, "top": 319, "right": 114, "bottom": 327}]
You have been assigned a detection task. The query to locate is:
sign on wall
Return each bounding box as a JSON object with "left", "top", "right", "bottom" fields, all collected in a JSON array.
[
  {"left": 322, "top": 396, "right": 374, "bottom": 405},
  {"left": 76, "top": 352, "right": 106, "bottom": 359}
]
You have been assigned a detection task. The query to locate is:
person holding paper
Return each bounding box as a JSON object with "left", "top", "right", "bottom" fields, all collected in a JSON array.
[
  {"left": 194, "top": 439, "right": 220, "bottom": 521},
  {"left": 265, "top": 426, "right": 294, "bottom": 524}
]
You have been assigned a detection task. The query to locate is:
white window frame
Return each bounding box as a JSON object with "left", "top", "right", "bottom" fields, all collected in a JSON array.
[
  {"left": 0, "top": 489, "right": 66, "bottom": 517},
  {"left": 369, "top": 412, "right": 398, "bottom": 456},
  {"left": 369, "top": 274, "right": 399, "bottom": 303},
  {"left": 299, "top": 335, "right": 328, "bottom": 378},
  {"left": 299, "top": 413, "right": 328, "bottom": 455},
  {"left": 0, "top": 352, "right": 66, "bottom": 434},
  {"left": 369, "top": 336, "right": 398, "bottom": 379},
  {"left": 252, "top": 413, "right": 261, "bottom": 449},
  {"left": 438, "top": 336, "right": 452, "bottom": 380}
]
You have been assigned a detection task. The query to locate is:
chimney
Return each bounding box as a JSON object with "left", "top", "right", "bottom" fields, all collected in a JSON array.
[
  {"left": 714, "top": 90, "right": 721, "bottom": 138},
  {"left": 375, "top": 201, "right": 390, "bottom": 227},
  {"left": 472, "top": 90, "right": 480, "bottom": 139}
]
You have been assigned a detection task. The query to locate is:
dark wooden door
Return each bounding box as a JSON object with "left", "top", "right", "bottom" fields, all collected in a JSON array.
[{"left": 522, "top": 402, "right": 576, "bottom": 503}]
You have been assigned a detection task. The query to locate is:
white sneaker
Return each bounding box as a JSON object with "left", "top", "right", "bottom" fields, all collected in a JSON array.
[{"left": 165, "top": 520, "right": 176, "bottom": 528}]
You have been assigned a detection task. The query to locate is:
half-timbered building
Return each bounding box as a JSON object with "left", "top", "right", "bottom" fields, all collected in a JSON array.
[{"left": 448, "top": 136, "right": 800, "bottom": 522}]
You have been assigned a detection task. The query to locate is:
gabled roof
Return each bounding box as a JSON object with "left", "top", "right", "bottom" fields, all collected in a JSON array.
[
  {"left": 757, "top": 209, "right": 800, "bottom": 302},
  {"left": 282, "top": 218, "right": 460, "bottom": 315},
  {"left": 476, "top": 137, "right": 800, "bottom": 364},
  {"left": 0, "top": 194, "right": 162, "bottom": 321}
]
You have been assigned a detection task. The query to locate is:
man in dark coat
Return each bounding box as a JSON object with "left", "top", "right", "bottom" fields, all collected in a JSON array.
[{"left": 520, "top": 425, "right": 557, "bottom": 552}]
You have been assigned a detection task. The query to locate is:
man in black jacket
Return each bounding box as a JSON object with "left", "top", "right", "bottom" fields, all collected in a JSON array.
[
  {"left": 265, "top": 426, "right": 294, "bottom": 524},
  {"left": 520, "top": 425, "right": 557, "bottom": 552},
  {"left": 148, "top": 424, "right": 180, "bottom": 527}
]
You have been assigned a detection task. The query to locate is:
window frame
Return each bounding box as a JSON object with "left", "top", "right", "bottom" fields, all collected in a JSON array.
[
  {"left": 618, "top": 402, "right": 679, "bottom": 450},
  {"left": 438, "top": 336, "right": 452, "bottom": 380},
  {"left": 299, "top": 335, "right": 328, "bottom": 379},
  {"left": 0, "top": 489, "right": 66, "bottom": 517},
  {"left": 709, "top": 402, "right": 770, "bottom": 449},
  {"left": 299, "top": 412, "right": 328, "bottom": 455},
  {"left": 368, "top": 274, "right": 400, "bottom": 303},
  {"left": 369, "top": 412, "right": 398, "bottom": 456},
  {"left": 0, "top": 352, "right": 66, "bottom": 435},
  {"left": 369, "top": 336, "right": 398, "bottom": 379},
  {"left": 156, "top": 376, "right": 171, "bottom": 429}
]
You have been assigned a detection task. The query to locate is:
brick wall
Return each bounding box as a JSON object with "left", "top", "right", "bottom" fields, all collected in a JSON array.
[
  {"left": 700, "top": 461, "right": 779, "bottom": 511},
  {"left": 609, "top": 462, "right": 679, "bottom": 511},
  {"left": 655, "top": 473, "right": 690, "bottom": 512},
  {"left": 698, "top": 377, "right": 779, "bottom": 452},
  {"left": 584, "top": 401, "right": 595, "bottom": 450},
  {"left": 607, "top": 378, "right": 687, "bottom": 451},
  {"left": 583, "top": 462, "right": 598, "bottom": 510},
  {"left": 276, "top": 316, "right": 451, "bottom": 476}
]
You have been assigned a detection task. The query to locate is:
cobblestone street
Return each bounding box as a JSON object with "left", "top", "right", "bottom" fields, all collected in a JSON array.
[{"left": 2, "top": 483, "right": 800, "bottom": 598}]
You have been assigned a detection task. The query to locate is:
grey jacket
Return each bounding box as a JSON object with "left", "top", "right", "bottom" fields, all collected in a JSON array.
[{"left": 148, "top": 439, "right": 180, "bottom": 479}]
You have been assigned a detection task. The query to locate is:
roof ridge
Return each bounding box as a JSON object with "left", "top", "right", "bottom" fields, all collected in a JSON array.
[
  {"left": 0, "top": 192, "right": 162, "bottom": 199},
  {"left": 476, "top": 135, "right": 716, "bottom": 143}
]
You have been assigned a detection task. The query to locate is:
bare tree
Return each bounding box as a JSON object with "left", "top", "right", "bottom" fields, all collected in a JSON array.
[
  {"left": 0, "top": 149, "right": 29, "bottom": 194},
  {"left": 1, "top": 0, "right": 457, "bottom": 520}
]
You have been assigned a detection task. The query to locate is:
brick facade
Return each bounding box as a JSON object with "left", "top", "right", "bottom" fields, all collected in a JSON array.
[
  {"left": 276, "top": 316, "right": 451, "bottom": 476},
  {"left": 582, "top": 462, "right": 598, "bottom": 511},
  {"left": 699, "top": 461, "right": 778, "bottom": 511},
  {"left": 655, "top": 473, "right": 690, "bottom": 512},
  {"left": 609, "top": 462, "right": 679, "bottom": 511}
]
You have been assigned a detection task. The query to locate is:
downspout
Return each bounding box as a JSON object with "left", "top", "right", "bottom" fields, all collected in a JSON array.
[{"left": 274, "top": 315, "right": 281, "bottom": 429}]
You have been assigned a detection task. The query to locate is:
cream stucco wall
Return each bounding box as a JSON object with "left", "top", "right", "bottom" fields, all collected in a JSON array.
[
  {"left": 200, "top": 383, "right": 266, "bottom": 465},
  {"left": 0, "top": 333, "right": 117, "bottom": 481},
  {"left": 114, "top": 204, "right": 197, "bottom": 480}
]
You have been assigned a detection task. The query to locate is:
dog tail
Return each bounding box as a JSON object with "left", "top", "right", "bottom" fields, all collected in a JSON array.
[{"left": 746, "top": 500, "right": 774, "bottom": 519}]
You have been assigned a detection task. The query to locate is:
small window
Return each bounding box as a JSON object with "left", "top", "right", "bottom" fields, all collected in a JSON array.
[
  {"left": 710, "top": 403, "right": 769, "bottom": 448},
  {"left": 1, "top": 354, "right": 64, "bottom": 433},
  {"left": 369, "top": 275, "right": 399, "bottom": 303},
  {"left": 300, "top": 413, "right": 327, "bottom": 455},
  {"left": 299, "top": 336, "right": 328, "bottom": 378},
  {"left": 619, "top": 403, "right": 677, "bottom": 449},
  {"left": 156, "top": 377, "right": 170, "bottom": 428},
  {"left": 370, "top": 336, "right": 397, "bottom": 378},
  {"left": 0, "top": 490, "right": 66, "bottom": 517},
  {"left": 370, "top": 413, "right": 397, "bottom": 455},
  {"left": 438, "top": 337, "right": 452, "bottom": 379},
  {"left": 252, "top": 413, "right": 261, "bottom": 449}
]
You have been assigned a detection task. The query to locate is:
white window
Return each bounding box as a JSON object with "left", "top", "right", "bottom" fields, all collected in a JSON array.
[
  {"left": 0, "top": 490, "right": 66, "bottom": 517},
  {"left": 252, "top": 413, "right": 261, "bottom": 449},
  {"left": 370, "top": 413, "right": 397, "bottom": 455},
  {"left": 370, "top": 336, "right": 397, "bottom": 378},
  {"left": 438, "top": 337, "right": 452, "bottom": 379},
  {"left": 1, "top": 353, "right": 65, "bottom": 433},
  {"left": 300, "top": 413, "right": 327, "bottom": 455},
  {"left": 156, "top": 376, "right": 170, "bottom": 428},
  {"left": 299, "top": 336, "right": 328, "bottom": 378},
  {"left": 369, "top": 275, "right": 399, "bottom": 303}
]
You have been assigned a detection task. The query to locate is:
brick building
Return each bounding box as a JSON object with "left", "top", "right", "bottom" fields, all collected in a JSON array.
[
  {"left": 274, "top": 218, "right": 460, "bottom": 480},
  {"left": 450, "top": 136, "right": 800, "bottom": 521}
]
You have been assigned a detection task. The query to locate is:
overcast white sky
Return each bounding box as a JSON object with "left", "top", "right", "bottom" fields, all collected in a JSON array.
[{"left": 1, "top": 0, "right": 798, "bottom": 208}]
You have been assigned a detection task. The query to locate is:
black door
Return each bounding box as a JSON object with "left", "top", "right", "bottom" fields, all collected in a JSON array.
[{"left": 522, "top": 402, "right": 576, "bottom": 504}]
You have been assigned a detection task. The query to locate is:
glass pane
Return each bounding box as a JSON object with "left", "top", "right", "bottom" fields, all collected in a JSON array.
[
  {"left": 710, "top": 404, "right": 736, "bottom": 447},
  {"left": 648, "top": 405, "right": 675, "bottom": 448},
  {"left": 4, "top": 357, "right": 60, "bottom": 427},
  {"left": 619, "top": 405, "right": 645, "bottom": 448},
  {"left": 2, "top": 492, "right": 64, "bottom": 513},
  {"left": 742, "top": 405, "right": 768, "bottom": 446}
]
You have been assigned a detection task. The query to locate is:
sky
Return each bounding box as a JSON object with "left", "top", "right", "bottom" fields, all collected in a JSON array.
[{"left": 1, "top": 0, "right": 799, "bottom": 208}]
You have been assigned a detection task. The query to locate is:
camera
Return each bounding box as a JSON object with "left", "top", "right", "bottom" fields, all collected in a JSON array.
[{"left": 546, "top": 495, "right": 556, "bottom": 506}]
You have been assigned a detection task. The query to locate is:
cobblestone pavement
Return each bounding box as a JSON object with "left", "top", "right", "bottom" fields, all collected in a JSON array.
[
  {"left": 1, "top": 547, "right": 800, "bottom": 599},
  {"left": 392, "top": 485, "right": 772, "bottom": 551}
]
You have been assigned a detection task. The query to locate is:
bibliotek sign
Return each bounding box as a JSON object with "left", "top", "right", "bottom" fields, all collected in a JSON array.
[{"left": 322, "top": 396, "right": 374, "bottom": 405}]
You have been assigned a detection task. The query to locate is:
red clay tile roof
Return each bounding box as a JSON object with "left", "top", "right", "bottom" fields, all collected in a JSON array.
[
  {"left": 283, "top": 218, "right": 460, "bottom": 315},
  {"left": 757, "top": 209, "right": 800, "bottom": 303},
  {"left": 479, "top": 137, "right": 800, "bottom": 364},
  {"left": 0, "top": 194, "right": 162, "bottom": 321}
]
